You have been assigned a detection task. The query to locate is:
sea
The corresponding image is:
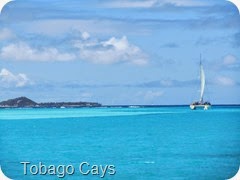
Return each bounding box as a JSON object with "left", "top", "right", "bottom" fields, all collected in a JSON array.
[{"left": 0, "top": 106, "right": 239, "bottom": 180}]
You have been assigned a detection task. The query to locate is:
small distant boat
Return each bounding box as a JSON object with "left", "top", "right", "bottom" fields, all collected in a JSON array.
[
  {"left": 129, "top": 105, "right": 140, "bottom": 108},
  {"left": 190, "top": 56, "right": 211, "bottom": 110}
]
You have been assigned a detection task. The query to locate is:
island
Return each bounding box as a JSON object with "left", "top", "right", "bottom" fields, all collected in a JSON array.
[{"left": 0, "top": 97, "right": 101, "bottom": 108}]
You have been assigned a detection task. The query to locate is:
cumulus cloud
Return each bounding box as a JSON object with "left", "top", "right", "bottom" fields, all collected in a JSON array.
[
  {"left": 74, "top": 35, "right": 148, "bottom": 65},
  {"left": 0, "top": 42, "right": 76, "bottom": 62},
  {"left": 0, "top": 32, "right": 147, "bottom": 65},
  {"left": 0, "top": 28, "right": 15, "bottom": 40},
  {"left": 105, "top": 0, "right": 208, "bottom": 8},
  {"left": 0, "top": 68, "right": 31, "bottom": 87},
  {"left": 223, "top": 54, "right": 237, "bottom": 65},
  {"left": 216, "top": 76, "right": 235, "bottom": 86},
  {"left": 81, "top": 31, "right": 90, "bottom": 40},
  {"left": 221, "top": 54, "right": 239, "bottom": 70}
]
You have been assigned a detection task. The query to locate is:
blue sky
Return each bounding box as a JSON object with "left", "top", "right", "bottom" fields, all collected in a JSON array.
[{"left": 0, "top": 0, "right": 239, "bottom": 105}]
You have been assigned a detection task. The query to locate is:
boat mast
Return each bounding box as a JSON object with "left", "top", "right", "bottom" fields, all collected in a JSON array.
[{"left": 199, "top": 54, "right": 205, "bottom": 103}]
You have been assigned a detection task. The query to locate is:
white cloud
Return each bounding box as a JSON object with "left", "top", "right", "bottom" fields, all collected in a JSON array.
[
  {"left": 105, "top": 0, "right": 208, "bottom": 8},
  {"left": 105, "top": 0, "right": 156, "bottom": 8},
  {"left": 220, "top": 54, "right": 239, "bottom": 70},
  {"left": 82, "top": 32, "right": 90, "bottom": 40},
  {"left": 0, "top": 68, "right": 31, "bottom": 87},
  {"left": 216, "top": 76, "right": 235, "bottom": 86},
  {"left": 161, "top": 0, "right": 208, "bottom": 7},
  {"left": 0, "top": 42, "right": 76, "bottom": 61},
  {"left": 74, "top": 36, "right": 148, "bottom": 65},
  {"left": 0, "top": 28, "right": 15, "bottom": 40},
  {"left": 0, "top": 33, "right": 148, "bottom": 65},
  {"left": 223, "top": 54, "right": 237, "bottom": 65}
]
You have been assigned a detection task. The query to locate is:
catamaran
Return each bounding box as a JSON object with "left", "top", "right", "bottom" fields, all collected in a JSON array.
[{"left": 190, "top": 57, "right": 211, "bottom": 110}]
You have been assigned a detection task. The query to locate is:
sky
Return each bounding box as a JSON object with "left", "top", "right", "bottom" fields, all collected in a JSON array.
[{"left": 0, "top": 0, "right": 239, "bottom": 105}]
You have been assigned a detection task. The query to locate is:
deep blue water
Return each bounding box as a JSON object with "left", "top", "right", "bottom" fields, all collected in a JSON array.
[{"left": 0, "top": 106, "right": 240, "bottom": 179}]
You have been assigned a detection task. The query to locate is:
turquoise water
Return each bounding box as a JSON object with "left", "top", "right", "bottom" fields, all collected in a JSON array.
[{"left": 0, "top": 106, "right": 239, "bottom": 179}]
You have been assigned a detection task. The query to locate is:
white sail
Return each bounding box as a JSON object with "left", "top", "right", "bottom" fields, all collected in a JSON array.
[{"left": 200, "top": 62, "right": 205, "bottom": 102}]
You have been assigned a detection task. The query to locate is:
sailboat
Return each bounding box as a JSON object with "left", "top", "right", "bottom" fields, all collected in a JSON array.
[{"left": 190, "top": 56, "right": 211, "bottom": 110}]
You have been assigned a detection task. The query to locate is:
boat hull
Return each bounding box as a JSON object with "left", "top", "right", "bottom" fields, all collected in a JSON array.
[{"left": 190, "top": 104, "right": 211, "bottom": 110}]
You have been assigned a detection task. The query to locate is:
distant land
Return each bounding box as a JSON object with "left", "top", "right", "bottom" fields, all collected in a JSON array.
[
  {"left": 0, "top": 97, "right": 101, "bottom": 108},
  {"left": 0, "top": 97, "right": 239, "bottom": 108}
]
